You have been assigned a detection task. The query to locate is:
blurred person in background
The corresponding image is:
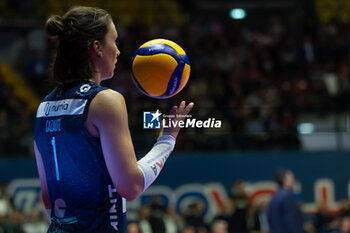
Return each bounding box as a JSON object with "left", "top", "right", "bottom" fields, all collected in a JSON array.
[
  {"left": 246, "top": 200, "right": 269, "bottom": 233},
  {"left": 127, "top": 221, "right": 141, "bottom": 233},
  {"left": 304, "top": 222, "right": 317, "bottom": 233},
  {"left": 267, "top": 168, "right": 306, "bottom": 233},
  {"left": 0, "top": 183, "right": 12, "bottom": 222},
  {"left": 211, "top": 220, "right": 228, "bottom": 233},
  {"left": 230, "top": 178, "right": 248, "bottom": 233},
  {"left": 212, "top": 198, "right": 234, "bottom": 228},
  {"left": 212, "top": 197, "right": 247, "bottom": 233},
  {"left": 149, "top": 196, "right": 166, "bottom": 233},
  {"left": 339, "top": 200, "right": 350, "bottom": 218},
  {"left": 256, "top": 200, "right": 269, "bottom": 233},
  {"left": 138, "top": 206, "right": 153, "bottom": 233},
  {"left": 331, "top": 217, "right": 350, "bottom": 233},
  {"left": 21, "top": 208, "right": 48, "bottom": 233},
  {"left": 0, "top": 182, "right": 12, "bottom": 232},
  {"left": 3, "top": 209, "right": 25, "bottom": 233},
  {"left": 181, "top": 225, "right": 196, "bottom": 233},
  {"left": 163, "top": 207, "right": 181, "bottom": 233},
  {"left": 183, "top": 201, "right": 208, "bottom": 233},
  {"left": 313, "top": 203, "right": 332, "bottom": 233}
]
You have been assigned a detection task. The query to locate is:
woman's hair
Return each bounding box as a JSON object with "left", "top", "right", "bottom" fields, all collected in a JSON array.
[{"left": 46, "top": 6, "right": 112, "bottom": 83}]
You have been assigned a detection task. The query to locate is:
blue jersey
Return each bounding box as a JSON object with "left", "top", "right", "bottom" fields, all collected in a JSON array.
[{"left": 33, "top": 81, "right": 126, "bottom": 233}]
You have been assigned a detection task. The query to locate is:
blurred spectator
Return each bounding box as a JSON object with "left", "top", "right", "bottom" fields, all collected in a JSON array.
[
  {"left": 183, "top": 200, "right": 208, "bottom": 233},
  {"left": 339, "top": 200, "right": 350, "bottom": 218},
  {"left": 314, "top": 203, "right": 332, "bottom": 233},
  {"left": 139, "top": 206, "right": 153, "bottom": 233},
  {"left": 256, "top": 201, "right": 269, "bottom": 233},
  {"left": 340, "top": 217, "right": 350, "bottom": 233},
  {"left": 0, "top": 108, "right": 10, "bottom": 155},
  {"left": 247, "top": 200, "right": 269, "bottom": 233},
  {"left": 211, "top": 220, "right": 228, "bottom": 233},
  {"left": 163, "top": 207, "right": 182, "bottom": 233},
  {"left": 149, "top": 196, "right": 166, "bottom": 233},
  {"left": 0, "top": 183, "right": 12, "bottom": 223},
  {"left": 229, "top": 179, "right": 248, "bottom": 232},
  {"left": 182, "top": 225, "right": 196, "bottom": 233},
  {"left": 304, "top": 221, "right": 317, "bottom": 233},
  {"left": 331, "top": 217, "right": 350, "bottom": 233},
  {"left": 127, "top": 221, "right": 141, "bottom": 233},
  {"left": 226, "top": 200, "right": 247, "bottom": 233},
  {"left": 21, "top": 208, "right": 48, "bottom": 233},
  {"left": 3, "top": 209, "right": 25, "bottom": 233},
  {"left": 267, "top": 168, "right": 306, "bottom": 233},
  {"left": 212, "top": 198, "right": 234, "bottom": 225}
]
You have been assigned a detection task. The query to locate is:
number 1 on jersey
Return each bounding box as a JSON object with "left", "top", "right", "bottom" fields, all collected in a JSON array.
[{"left": 51, "top": 136, "right": 60, "bottom": 181}]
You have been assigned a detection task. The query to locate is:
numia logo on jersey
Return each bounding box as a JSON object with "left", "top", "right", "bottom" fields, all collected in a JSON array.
[{"left": 44, "top": 102, "right": 69, "bottom": 116}]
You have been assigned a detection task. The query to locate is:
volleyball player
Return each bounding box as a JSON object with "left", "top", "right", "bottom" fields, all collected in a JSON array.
[{"left": 33, "top": 6, "right": 193, "bottom": 233}]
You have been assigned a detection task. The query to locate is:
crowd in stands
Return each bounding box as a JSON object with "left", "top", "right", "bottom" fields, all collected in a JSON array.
[
  {"left": 2, "top": 180, "right": 350, "bottom": 233},
  {"left": 1, "top": 6, "right": 350, "bottom": 155},
  {"left": 0, "top": 74, "right": 34, "bottom": 156}
]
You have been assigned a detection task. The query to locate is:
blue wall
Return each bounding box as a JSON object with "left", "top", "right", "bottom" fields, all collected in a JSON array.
[
  {"left": 0, "top": 158, "right": 38, "bottom": 182},
  {"left": 1, "top": 151, "right": 350, "bottom": 202},
  {"left": 155, "top": 151, "right": 350, "bottom": 202}
]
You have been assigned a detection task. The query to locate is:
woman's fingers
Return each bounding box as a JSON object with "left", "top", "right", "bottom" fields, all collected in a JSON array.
[
  {"left": 179, "top": 101, "right": 186, "bottom": 110},
  {"left": 176, "top": 102, "right": 194, "bottom": 116},
  {"left": 169, "top": 101, "right": 194, "bottom": 121},
  {"left": 184, "top": 102, "right": 194, "bottom": 115},
  {"left": 169, "top": 105, "right": 178, "bottom": 116},
  {"left": 161, "top": 101, "right": 195, "bottom": 139}
]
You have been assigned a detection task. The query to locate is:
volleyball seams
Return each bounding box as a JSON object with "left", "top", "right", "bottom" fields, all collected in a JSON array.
[{"left": 131, "top": 42, "right": 190, "bottom": 98}]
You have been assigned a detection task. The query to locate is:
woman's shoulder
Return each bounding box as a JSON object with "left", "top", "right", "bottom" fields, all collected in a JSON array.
[
  {"left": 93, "top": 89, "right": 125, "bottom": 106},
  {"left": 89, "top": 89, "right": 127, "bottom": 122}
]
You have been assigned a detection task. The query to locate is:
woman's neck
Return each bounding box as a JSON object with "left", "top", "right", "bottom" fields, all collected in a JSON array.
[{"left": 89, "top": 73, "right": 101, "bottom": 85}]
